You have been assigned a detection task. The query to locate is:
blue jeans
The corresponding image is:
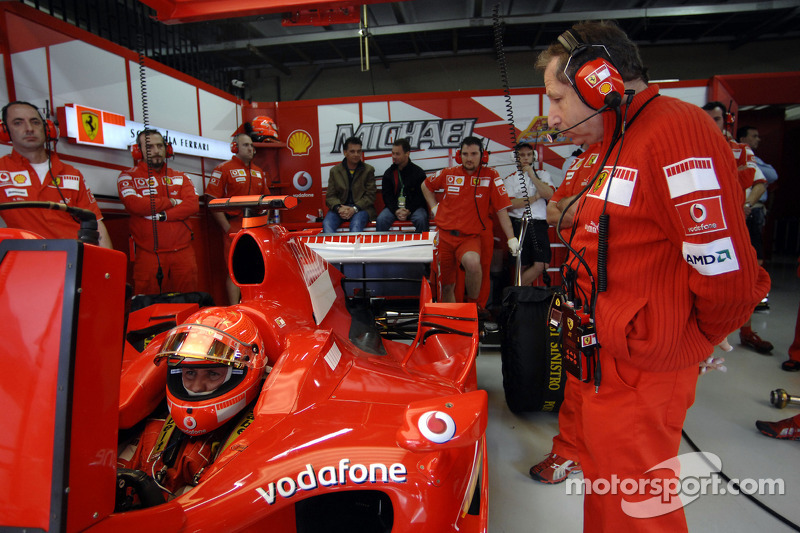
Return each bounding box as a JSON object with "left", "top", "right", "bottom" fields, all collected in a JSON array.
[
  {"left": 375, "top": 207, "right": 429, "bottom": 233},
  {"left": 322, "top": 209, "right": 370, "bottom": 233}
]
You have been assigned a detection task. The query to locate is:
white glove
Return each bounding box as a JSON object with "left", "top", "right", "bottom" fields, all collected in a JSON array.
[
  {"left": 699, "top": 356, "right": 727, "bottom": 375},
  {"left": 507, "top": 237, "right": 520, "bottom": 256},
  {"left": 431, "top": 204, "right": 438, "bottom": 217}
]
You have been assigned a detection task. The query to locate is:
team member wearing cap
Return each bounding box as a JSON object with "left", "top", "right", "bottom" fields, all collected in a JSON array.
[
  {"left": 422, "top": 136, "right": 518, "bottom": 306},
  {"left": 117, "top": 129, "right": 199, "bottom": 295},
  {"left": 0, "top": 101, "right": 111, "bottom": 247},
  {"left": 206, "top": 132, "right": 270, "bottom": 303}
]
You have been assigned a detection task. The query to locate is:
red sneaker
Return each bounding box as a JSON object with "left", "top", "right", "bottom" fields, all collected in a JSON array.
[
  {"left": 740, "top": 330, "right": 774, "bottom": 354},
  {"left": 529, "top": 453, "right": 581, "bottom": 484},
  {"left": 756, "top": 416, "right": 800, "bottom": 440}
]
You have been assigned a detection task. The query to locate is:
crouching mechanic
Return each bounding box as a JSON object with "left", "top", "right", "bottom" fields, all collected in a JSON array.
[
  {"left": 422, "top": 136, "right": 519, "bottom": 306},
  {"left": 117, "top": 308, "right": 268, "bottom": 506}
]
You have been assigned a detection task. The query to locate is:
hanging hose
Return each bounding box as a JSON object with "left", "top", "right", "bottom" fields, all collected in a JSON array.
[
  {"left": 492, "top": 3, "right": 549, "bottom": 285},
  {"left": 138, "top": 33, "right": 164, "bottom": 292}
]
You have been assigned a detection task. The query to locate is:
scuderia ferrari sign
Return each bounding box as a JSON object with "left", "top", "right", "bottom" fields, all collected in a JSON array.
[{"left": 58, "top": 104, "right": 230, "bottom": 160}]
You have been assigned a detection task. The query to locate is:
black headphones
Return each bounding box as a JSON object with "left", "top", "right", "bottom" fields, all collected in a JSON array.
[
  {"left": 557, "top": 29, "right": 624, "bottom": 111},
  {"left": 0, "top": 101, "right": 59, "bottom": 143}
]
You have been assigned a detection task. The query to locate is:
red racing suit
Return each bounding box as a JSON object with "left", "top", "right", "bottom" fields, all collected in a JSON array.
[
  {"left": 118, "top": 410, "right": 252, "bottom": 499},
  {"left": 0, "top": 150, "right": 102, "bottom": 239},
  {"left": 117, "top": 161, "right": 198, "bottom": 253}
]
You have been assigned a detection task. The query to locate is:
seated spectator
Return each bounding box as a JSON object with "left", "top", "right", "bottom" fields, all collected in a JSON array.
[
  {"left": 376, "top": 138, "right": 428, "bottom": 232},
  {"left": 323, "top": 136, "right": 376, "bottom": 233}
]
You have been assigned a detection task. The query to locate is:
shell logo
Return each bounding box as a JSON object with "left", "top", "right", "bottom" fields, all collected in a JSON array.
[
  {"left": 288, "top": 129, "right": 313, "bottom": 156},
  {"left": 599, "top": 81, "right": 613, "bottom": 95},
  {"left": 417, "top": 410, "right": 456, "bottom": 444},
  {"left": 13, "top": 174, "right": 27, "bottom": 184}
]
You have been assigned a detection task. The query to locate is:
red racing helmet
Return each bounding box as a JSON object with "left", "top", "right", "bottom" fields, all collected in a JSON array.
[
  {"left": 154, "top": 308, "right": 266, "bottom": 436},
  {"left": 247, "top": 116, "right": 279, "bottom": 142}
]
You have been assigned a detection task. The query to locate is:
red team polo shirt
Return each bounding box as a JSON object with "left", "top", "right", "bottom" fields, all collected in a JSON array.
[{"left": 0, "top": 150, "right": 102, "bottom": 239}]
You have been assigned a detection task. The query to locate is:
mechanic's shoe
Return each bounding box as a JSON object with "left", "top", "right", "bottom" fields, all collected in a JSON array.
[
  {"left": 781, "top": 359, "right": 800, "bottom": 372},
  {"left": 740, "top": 330, "right": 774, "bottom": 354},
  {"left": 756, "top": 416, "right": 800, "bottom": 440},
  {"left": 755, "top": 294, "right": 770, "bottom": 311},
  {"left": 529, "top": 453, "right": 581, "bottom": 484}
]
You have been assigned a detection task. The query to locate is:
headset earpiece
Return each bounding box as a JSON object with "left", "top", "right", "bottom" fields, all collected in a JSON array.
[
  {"left": 558, "top": 29, "right": 624, "bottom": 111},
  {"left": 44, "top": 119, "right": 59, "bottom": 142},
  {"left": 131, "top": 143, "right": 143, "bottom": 162},
  {"left": 455, "top": 142, "right": 490, "bottom": 165},
  {"left": 230, "top": 139, "right": 239, "bottom": 154},
  {"left": 0, "top": 118, "right": 58, "bottom": 143},
  {"left": 131, "top": 130, "right": 173, "bottom": 162}
]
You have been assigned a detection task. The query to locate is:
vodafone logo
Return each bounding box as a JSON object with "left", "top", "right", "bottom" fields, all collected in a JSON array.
[
  {"left": 183, "top": 416, "right": 197, "bottom": 430},
  {"left": 418, "top": 411, "right": 456, "bottom": 444},
  {"left": 675, "top": 196, "right": 726, "bottom": 236},
  {"left": 690, "top": 203, "right": 707, "bottom": 223},
  {"left": 292, "top": 170, "right": 313, "bottom": 192}
]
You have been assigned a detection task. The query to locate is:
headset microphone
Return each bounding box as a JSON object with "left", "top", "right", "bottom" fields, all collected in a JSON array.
[{"left": 546, "top": 104, "right": 609, "bottom": 143}]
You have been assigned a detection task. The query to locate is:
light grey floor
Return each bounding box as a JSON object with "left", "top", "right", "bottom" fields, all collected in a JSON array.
[{"left": 477, "top": 255, "right": 800, "bottom": 532}]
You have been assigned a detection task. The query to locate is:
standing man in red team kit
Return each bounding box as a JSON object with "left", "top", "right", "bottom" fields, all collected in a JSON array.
[
  {"left": 536, "top": 21, "right": 768, "bottom": 532},
  {"left": 206, "top": 131, "right": 270, "bottom": 303},
  {"left": 118, "top": 129, "right": 199, "bottom": 295},
  {"left": 0, "top": 101, "right": 112, "bottom": 247},
  {"left": 422, "top": 136, "right": 519, "bottom": 308}
]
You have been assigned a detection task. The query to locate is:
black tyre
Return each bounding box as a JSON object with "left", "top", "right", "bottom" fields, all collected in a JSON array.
[{"left": 499, "top": 286, "right": 566, "bottom": 413}]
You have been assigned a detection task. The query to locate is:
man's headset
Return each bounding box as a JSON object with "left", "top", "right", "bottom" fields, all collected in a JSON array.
[
  {"left": 230, "top": 132, "right": 255, "bottom": 154},
  {"left": 0, "top": 101, "right": 59, "bottom": 143},
  {"left": 455, "top": 138, "right": 490, "bottom": 165},
  {"left": 557, "top": 29, "right": 624, "bottom": 111},
  {"left": 131, "top": 129, "right": 174, "bottom": 162}
]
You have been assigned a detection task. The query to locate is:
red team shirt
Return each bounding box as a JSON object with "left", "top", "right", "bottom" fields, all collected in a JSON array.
[
  {"left": 117, "top": 161, "right": 198, "bottom": 252},
  {"left": 425, "top": 165, "right": 511, "bottom": 235},
  {"left": 206, "top": 158, "right": 270, "bottom": 216},
  {"left": 0, "top": 150, "right": 102, "bottom": 239}
]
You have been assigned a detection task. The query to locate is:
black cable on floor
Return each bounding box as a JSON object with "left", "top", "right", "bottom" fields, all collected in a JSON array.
[{"left": 681, "top": 429, "right": 800, "bottom": 532}]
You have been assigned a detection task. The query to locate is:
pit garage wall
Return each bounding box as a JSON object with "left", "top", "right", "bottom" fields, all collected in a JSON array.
[
  {"left": 0, "top": 3, "right": 240, "bottom": 303},
  {"left": 0, "top": 3, "right": 711, "bottom": 302},
  {"left": 269, "top": 82, "right": 709, "bottom": 224}
]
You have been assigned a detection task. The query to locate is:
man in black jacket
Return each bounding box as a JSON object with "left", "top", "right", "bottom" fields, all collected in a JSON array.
[{"left": 375, "top": 138, "right": 429, "bottom": 232}]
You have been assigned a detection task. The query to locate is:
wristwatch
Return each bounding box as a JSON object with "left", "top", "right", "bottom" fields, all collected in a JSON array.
[{"left": 353, "top": 205, "right": 359, "bottom": 213}]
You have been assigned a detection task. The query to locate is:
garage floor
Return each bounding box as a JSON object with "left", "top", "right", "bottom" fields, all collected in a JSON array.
[{"left": 476, "top": 255, "right": 800, "bottom": 532}]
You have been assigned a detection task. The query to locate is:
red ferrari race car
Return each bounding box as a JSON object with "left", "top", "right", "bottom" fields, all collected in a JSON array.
[{"left": 0, "top": 196, "right": 488, "bottom": 533}]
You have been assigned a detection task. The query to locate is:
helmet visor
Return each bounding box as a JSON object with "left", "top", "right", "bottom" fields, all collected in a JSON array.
[{"left": 154, "top": 323, "right": 259, "bottom": 368}]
